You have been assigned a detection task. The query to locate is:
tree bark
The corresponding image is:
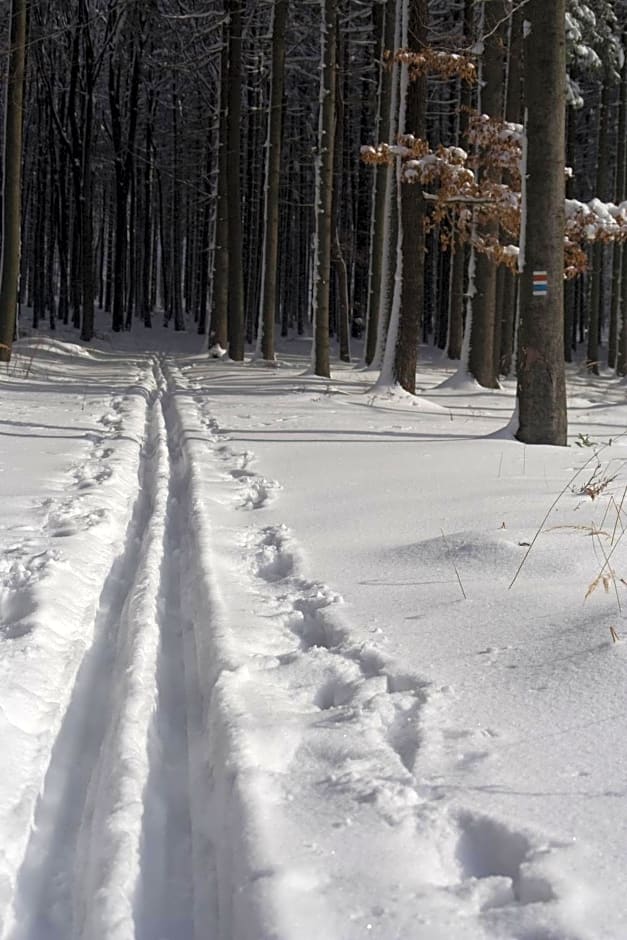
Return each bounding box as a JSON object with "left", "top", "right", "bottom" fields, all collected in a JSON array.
[
  {"left": 394, "top": 0, "right": 428, "bottom": 394},
  {"left": 613, "top": 34, "right": 627, "bottom": 374},
  {"left": 468, "top": 1, "right": 506, "bottom": 389},
  {"left": 516, "top": 0, "right": 567, "bottom": 446},
  {"left": 313, "top": 0, "right": 337, "bottom": 378},
  {"left": 364, "top": 0, "right": 393, "bottom": 366},
  {"left": 0, "top": 0, "right": 27, "bottom": 362},
  {"left": 499, "top": 0, "right": 523, "bottom": 375},
  {"left": 211, "top": 38, "right": 230, "bottom": 352},
  {"left": 226, "top": 0, "right": 245, "bottom": 360},
  {"left": 447, "top": 0, "right": 473, "bottom": 362},
  {"left": 259, "top": 0, "right": 288, "bottom": 362},
  {"left": 587, "top": 78, "right": 610, "bottom": 373}
]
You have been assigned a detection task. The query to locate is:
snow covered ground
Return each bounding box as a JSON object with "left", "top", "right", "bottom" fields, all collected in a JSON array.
[{"left": 1, "top": 324, "right": 627, "bottom": 940}]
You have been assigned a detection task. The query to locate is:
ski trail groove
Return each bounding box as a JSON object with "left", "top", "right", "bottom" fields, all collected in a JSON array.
[
  {"left": 136, "top": 359, "right": 218, "bottom": 940},
  {"left": 8, "top": 359, "right": 205, "bottom": 940}
]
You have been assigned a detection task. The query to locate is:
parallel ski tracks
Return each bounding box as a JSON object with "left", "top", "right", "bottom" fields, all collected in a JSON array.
[{"left": 8, "top": 359, "right": 216, "bottom": 940}]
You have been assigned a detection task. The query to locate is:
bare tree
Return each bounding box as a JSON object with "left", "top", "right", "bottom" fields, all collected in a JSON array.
[
  {"left": 517, "top": 0, "right": 567, "bottom": 445},
  {"left": 0, "top": 0, "right": 27, "bottom": 362},
  {"left": 312, "top": 0, "right": 337, "bottom": 378},
  {"left": 258, "top": 0, "right": 289, "bottom": 362}
]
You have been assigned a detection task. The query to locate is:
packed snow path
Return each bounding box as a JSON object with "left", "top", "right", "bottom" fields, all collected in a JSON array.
[
  {"left": 2, "top": 360, "right": 209, "bottom": 939},
  {"left": 1, "top": 341, "right": 626, "bottom": 939}
]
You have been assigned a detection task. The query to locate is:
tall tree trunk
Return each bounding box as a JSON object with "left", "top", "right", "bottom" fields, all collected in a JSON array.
[
  {"left": 564, "top": 104, "right": 577, "bottom": 363},
  {"left": 393, "top": 0, "right": 428, "bottom": 393},
  {"left": 587, "top": 78, "right": 610, "bottom": 374},
  {"left": 197, "top": 128, "right": 212, "bottom": 336},
  {"left": 211, "top": 38, "right": 230, "bottom": 352},
  {"left": 447, "top": 0, "right": 473, "bottom": 362},
  {"left": 332, "top": 18, "right": 351, "bottom": 364},
  {"left": 372, "top": 0, "right": 401, "bottom": 369},
  {"left": 109, "top": 20, "right": 143, "bottom": 333},
  {"left": 141, "top": 93, "right": 155, "bottom": 328},
  {"left": 499, "top": 0, "right": 523, "bottom": 375},
  {"left": 312, "top": 0, "right": 337, "bottom": 378},
  {"left": 364, "top": 0, "right": 392, "bottom": 366},
  {"left": 516, "top": 0, "right": 567, "bottom": 446},
  {"left": 226, "top": 0, "right": 245, "bottom": 360},
  {"left": 613, "top": 36, "right": 627, "bottom": 374},
  {"left": 258, "top": 0, "right": 288, "bottom": 362},
  {"left": 468, "top": 1, "right": 506, "bottom": 389},
  {"left": 0, "top": 0, "right": 27, "bottom": 362}
]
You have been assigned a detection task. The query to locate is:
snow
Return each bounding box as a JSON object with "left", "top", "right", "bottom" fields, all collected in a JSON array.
[{"left": 2, "top": 326, "right": 627, "bottom": 939}]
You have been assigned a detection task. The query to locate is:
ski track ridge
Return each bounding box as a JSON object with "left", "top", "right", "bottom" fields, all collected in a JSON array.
[
  {"left": 6, "top": 358, "right": 219, "bottom": 940},
  {"left": 0, "top": 366, "right": 151, "bottom": 937}
]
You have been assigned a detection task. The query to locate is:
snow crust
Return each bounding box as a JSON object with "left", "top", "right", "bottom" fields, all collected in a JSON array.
[{"left": 1, "top": 327, "right": 627, "bottom": 939}]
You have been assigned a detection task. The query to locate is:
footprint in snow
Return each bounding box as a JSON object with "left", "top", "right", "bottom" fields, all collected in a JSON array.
[
  {"left": 0, "top": 547, "right": 58, "bottom": 640},
  {"left": 47, "top": 505, "right": 107, "bottom": 537},
  {"left": 454, "top": 811, "right": 556, "bottom": 908}
]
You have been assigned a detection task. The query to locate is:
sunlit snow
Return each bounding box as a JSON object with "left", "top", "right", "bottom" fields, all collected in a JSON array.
[{"left": 1, "top": 322, "right": 626, "bottom": 940}]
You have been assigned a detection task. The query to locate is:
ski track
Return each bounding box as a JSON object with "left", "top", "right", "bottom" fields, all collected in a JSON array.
[
  {"left": 2, "top": 354, "right": 575, "bottom": 940},
  {"left": 5, "top": 359, "right": 219, "bottom": 940}
]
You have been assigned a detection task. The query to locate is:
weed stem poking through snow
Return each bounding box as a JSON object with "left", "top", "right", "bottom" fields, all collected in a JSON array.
[
  {"left": 509, "top": 447, "right": 616, "bottom": 590},
  {"left": 441, "top": 529, "right": 467, "bottom": 600}
]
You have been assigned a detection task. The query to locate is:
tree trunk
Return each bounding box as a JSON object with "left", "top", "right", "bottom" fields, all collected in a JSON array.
[
  {"left": 468, "top": 1, "right": 506, "bottom": 389},
  {"left": 564, "top": 104, "right": 577, "bottom": 363},
  {"left": 313, "top": 0, "right": 337, "bottom": 378},
  {"left": 499, "top": 0, "right": 523, "bottom": 375},
  {"left": 211, "top": 38, "right": 230, "bottom": 351},
  {"left": 614, "top": 35, "right": 627, "bottom": 374},
  {"left": 447, "top": 0, "right": 473, "bottom": 362},
  {"left": 516, "top": 0, "right": 567, "bottom": 446},
  {"left": 332, "top": 18, "right": 351, "bottom": 364},
  {"left": 226, "top": 0, "right": 245, "bottom": 360},
  {"left": 372, "top": 0, "right": 401, "bottom": 369},
  {"left": 258, "top": 0, "right": 288, "bottom": 362},
  {"left": 394, "top": 0, "right": 428, "bottom": 394},
  {"left": 587, "top": 78, "right": 610, "bottom": 374},
  {"left": 364, "top": 0, "right": 392, "bottom": 366},
  {"left": 0, "top": 0, "right": 27, "bottom": 362},
  {"left": 141, "top": 93, "right": 155, "bottom": 328}
]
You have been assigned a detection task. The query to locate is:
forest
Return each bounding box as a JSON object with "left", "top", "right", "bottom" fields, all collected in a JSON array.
[
  {"left": 4, "top": 6, "right": 627, "bottom": 934},
  {"left": 1, "top": 0, "right": 627, "bottom": 444}
]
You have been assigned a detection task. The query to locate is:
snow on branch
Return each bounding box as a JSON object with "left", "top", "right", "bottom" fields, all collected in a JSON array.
[
  {"left": 389, "top": 48, "right": 477, "bottom": 83},
  {"left": 361, "top": 113, "right": 627, "bottom": 278}
]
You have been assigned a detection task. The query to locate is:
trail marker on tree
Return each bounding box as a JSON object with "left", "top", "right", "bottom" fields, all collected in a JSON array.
[{"left": 532, "top": 271, "right": 548, "bottom": 296}]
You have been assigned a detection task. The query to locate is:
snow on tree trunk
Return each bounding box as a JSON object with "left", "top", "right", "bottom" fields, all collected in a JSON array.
[
  {"left": 372, "top": 0, "right": 402, "bottom": 372},
  {"left": 394, "top": 0, "right": 428, "bottom": 394},
  {"left": 211, "top": 39, "right": 230, "bottom": 355},
  {"left": 376, "top": 0, "right": 408, "bottom": 389},
  {"left": 312, "top": 0, "right": 337, "bottom": 378},
  {"left": 364, "top": 0, "right": 394, "bottom": 368},
  {"left": 256, "top": 0, "right": 288, "bottom": 363}
]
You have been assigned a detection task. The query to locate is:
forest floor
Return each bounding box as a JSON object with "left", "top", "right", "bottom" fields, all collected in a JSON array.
[{"left": 1, "top": 322, "right": 627, "bottom": 940}]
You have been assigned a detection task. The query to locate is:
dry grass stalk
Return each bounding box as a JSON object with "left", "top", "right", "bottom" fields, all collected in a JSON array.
[
  {"left": 509, "top": 448, "right": 610, "bottom": 590},
  {"left": 610, "top": 626, "right": 621, "bottom": 643},
  {"left": 585, "top": 525, "right": 627, "bottom": 613},
  {"left": 545, "top": 524, "right": 610, "bottom": 537},
  {"left": 585, "top": 573, "right": 614, "bottom": 600},
  {"left": 609, "top": 487, "right": 627, "bottom": 544},
  {"left": 440, "top": 529, "right": 467, "bottom": 600},
  {"left": 572, "top": 460, "right": 617, "bottom": 500}
]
